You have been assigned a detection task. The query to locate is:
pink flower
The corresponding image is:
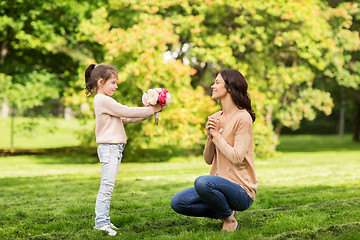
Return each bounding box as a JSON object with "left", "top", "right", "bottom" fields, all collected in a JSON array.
[
  {"left": 142, "top": 87, "right": 172, "bottom": 125},
  {"left": 142, "top": 88, "right": 171, "bottom": 107},
  {"left": 158, "top": 91, "right": 167, "bottom": 105}
]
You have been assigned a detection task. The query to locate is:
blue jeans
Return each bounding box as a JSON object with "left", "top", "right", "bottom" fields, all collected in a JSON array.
[
  {"left": 95, "top": 143, "right": 125, "bottom": 228},
  {"left": 171, "top": 175, "right": 253, "bottom": 219}
]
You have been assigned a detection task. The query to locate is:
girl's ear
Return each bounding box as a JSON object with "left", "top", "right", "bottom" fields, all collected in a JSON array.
[{"left": 97, "top": 78, "right": 105, "bottom": 87}]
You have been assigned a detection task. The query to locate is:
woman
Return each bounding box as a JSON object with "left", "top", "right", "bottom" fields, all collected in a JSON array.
[{"left": 170, "top": 69, "right": 258, "bottom": 232}]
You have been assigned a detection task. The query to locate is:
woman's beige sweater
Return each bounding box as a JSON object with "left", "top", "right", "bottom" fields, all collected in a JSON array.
[{"left": 203, "top": 109, "right": 258, "bottom": 200}]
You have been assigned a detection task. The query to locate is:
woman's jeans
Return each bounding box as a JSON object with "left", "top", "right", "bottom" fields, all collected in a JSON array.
[
  {"left": 171, "top": 175, "right": 253, "bottom": 219},
  {"left": 95, "top": 143, "right": 125, "bottom": 228}
]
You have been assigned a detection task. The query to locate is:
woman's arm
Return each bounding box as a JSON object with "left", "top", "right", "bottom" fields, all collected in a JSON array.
[
  {"left": 211, "top": 118, "right": 252, "bottom": 166},
  {"left": 203, "top": 137, "right": 216, "bottom": 165}
]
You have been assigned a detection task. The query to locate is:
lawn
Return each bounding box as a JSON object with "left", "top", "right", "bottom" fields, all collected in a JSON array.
[
  {"left": 0, "top": 117, "right": 94, "bottom": 149},
  {"left": 0, "top": 132, "right": 359, "bottom": 239}
]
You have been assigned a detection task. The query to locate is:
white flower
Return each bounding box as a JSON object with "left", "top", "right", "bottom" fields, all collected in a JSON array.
[
  {"left": 164, "top": 93, "right": 172, "bottom": 107},
  {"left": 142, "top": 93, "right": 150, "bottom": 106},
  {"left": 147, "top": 89, "right": 159, "bottom": 105}
]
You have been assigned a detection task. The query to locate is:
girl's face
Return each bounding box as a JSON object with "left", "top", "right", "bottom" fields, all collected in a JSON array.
[
  {"left": 97, "top": 74, "right": 118, "bottom": 96},
  {"left": 211, "top": 74, "right": 228, "bottom": 100}
]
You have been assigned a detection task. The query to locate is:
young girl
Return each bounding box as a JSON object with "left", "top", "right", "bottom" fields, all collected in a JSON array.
[
  {"left": 85, "top": 64, "right": 162, "bottom": 236},
  {"left": 171, "top": 69, "right": 257, "bottom": 232}
]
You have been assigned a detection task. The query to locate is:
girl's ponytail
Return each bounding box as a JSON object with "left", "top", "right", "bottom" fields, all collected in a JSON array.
[{"left": 85, "top": 64, "right": 97, "bottom": 96}]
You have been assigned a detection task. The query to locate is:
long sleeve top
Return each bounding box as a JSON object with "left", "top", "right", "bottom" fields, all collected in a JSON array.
[
  {"left": 94, "top": 93, "right": 154, "bottom": 144},
  {"left": 203, "top": 109, "right": 258, "bottom": 200}
]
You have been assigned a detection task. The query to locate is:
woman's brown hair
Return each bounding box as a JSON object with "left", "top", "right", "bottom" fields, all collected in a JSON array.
[{"left": 219, "top": 69, "right": 256, "bottom": 122}]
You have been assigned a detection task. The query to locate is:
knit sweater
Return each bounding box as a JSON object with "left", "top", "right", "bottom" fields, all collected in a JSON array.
[
  {"left": 94, "top": 93, "right": 154, "bottom": 144},
  {"left": 203, "top": 109, "right": 258, "bottom": 200}
]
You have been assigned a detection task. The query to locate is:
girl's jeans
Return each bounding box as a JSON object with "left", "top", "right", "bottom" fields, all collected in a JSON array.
[
  {"left": 95, "top": 143, "right": 125, "bottom": 228},
  {"left": 171, "top": 175, "right": 253, "bottom": 219}
]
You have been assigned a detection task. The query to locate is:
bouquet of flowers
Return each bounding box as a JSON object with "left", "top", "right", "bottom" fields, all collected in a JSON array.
[{"left": 142, "top": 88, "right": 172, "bottom": 125}]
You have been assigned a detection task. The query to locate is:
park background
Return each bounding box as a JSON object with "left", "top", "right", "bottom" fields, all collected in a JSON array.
[{"left": 0, "top": 0, "right": 359, "bottom": 239}]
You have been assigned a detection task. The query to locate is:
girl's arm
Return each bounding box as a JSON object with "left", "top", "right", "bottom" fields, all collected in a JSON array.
[
  {"left": 203, "top": 137, "right": 216, "bottom": 165},
  {"left": 100, "top": 95, "right": 154, "bottom": 118},
  {"left": 211, "top": 117, "right": 252, "bottom": 166},
  {"left": 121, "top": 115, "right": 152, "bottom": 123}
]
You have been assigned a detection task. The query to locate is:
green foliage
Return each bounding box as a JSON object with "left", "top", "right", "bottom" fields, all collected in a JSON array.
[
  {"left": 71, "top": 4, "right": 218, "bottom": 150},
  {"left": 253, "top": 121, "right": 276, "bottom": 158},
  {"left": 6, "top": 70, "right": 59, "bottom": 112},
  {"left": 63, "top": 0, "right": 357, "bottom": 157},
  {"left": 323, "top": 2, "right": 360, "bottom": 89},
  {"left": 2, "top": 0, "right": 360, "bottom": 156},
  {"left": 0, "top": 0, "right": 96, "bottom": 109}
]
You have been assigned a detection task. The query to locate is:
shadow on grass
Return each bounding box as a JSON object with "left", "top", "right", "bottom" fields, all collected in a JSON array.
[
  {"left": 0, "top": 145, "right": 203, "bottom": 164},
  {"left": 0, "top": 146, "right": 97, "bottom": 157},
  {"left": 33, "top": 154, "right": 100, "bottom": 164},
  {"left": 276, "top": 134, "right": 360, "bottom": 153}
]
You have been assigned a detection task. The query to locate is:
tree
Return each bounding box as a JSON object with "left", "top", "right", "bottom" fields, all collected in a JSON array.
[
  {"left": 129, "top": 0, "right": 335, "bottom": 152},
  {"left": 66, "top": 4, "right": 218, "bottom": 151},
  {"left": 68, "top": 0, "right": 341, "bottom": 156},
  {"left": 321, "top": 1, "right": 360, "bottom": 141},
  {"left": 0, "top": 0, "right": 93, "bottom": 148}
]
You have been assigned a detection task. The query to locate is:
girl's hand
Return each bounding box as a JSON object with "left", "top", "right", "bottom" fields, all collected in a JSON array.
[{"left": 152, "top": 104, "right": 163, "bottom": 113}]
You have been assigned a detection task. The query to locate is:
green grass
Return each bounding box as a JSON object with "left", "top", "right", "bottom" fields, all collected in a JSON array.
[
  {"left": 0, "top": 117, "right": 94, "bottom": 149},
  {"left": 1, "top": 134, "right": 360, "bottom": 239}
]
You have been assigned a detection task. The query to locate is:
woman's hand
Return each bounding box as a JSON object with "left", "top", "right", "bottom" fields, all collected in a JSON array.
[
  {"left": 206, "top": 116, "right": 221, "bottom": 137},
  {"left": 151, "top": 103, "right": 163, "bottom": 113}
]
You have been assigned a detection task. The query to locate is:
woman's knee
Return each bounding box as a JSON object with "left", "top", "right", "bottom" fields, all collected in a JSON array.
[
  {"left": 194, "top": 176, "right": 213, "bottom": 194},
  {"left": 170, "top": 192, "right": 183, "bottom": 213}
]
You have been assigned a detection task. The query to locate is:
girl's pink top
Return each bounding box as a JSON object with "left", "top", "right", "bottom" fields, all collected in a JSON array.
[{"left": 94, "top": 93, "right": 154, "bottom": 144}]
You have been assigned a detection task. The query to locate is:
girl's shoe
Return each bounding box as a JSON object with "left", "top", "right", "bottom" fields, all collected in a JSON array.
[
  {"left": 110, "top": 222, "right": 118, "bottom": 230},
  {"left": 94, "top": 225, "right": 117, "bottom": 236}
]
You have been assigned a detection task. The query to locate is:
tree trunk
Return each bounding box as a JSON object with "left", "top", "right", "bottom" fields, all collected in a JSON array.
[
  {"left": 273, "top": 121, "right": 281, "bottom": 151},
  {"left": 1, "top": 38, "right": 9, "bottom": 64},
  {"left": 1, "top": 102, "right": 9, "bottom": 117},
  {"left": 265, "top": 105, "right": 279, "bottom": 151},
  {"left": 265, "top": 105, "right": 273, "bottom": 125},
  {"left": 339, "top": 88, "right": 345, "bottom": 140},
  {"left": 353, "top": 103, "right": 360, "bottom": 142},
  {"left": 10, "top": 106, "right": 15, "bottom": 149}
]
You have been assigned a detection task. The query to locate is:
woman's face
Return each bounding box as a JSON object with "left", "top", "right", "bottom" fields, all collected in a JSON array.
[{"left": 211, "top": 74, "right": 228, "bottom": 100}]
